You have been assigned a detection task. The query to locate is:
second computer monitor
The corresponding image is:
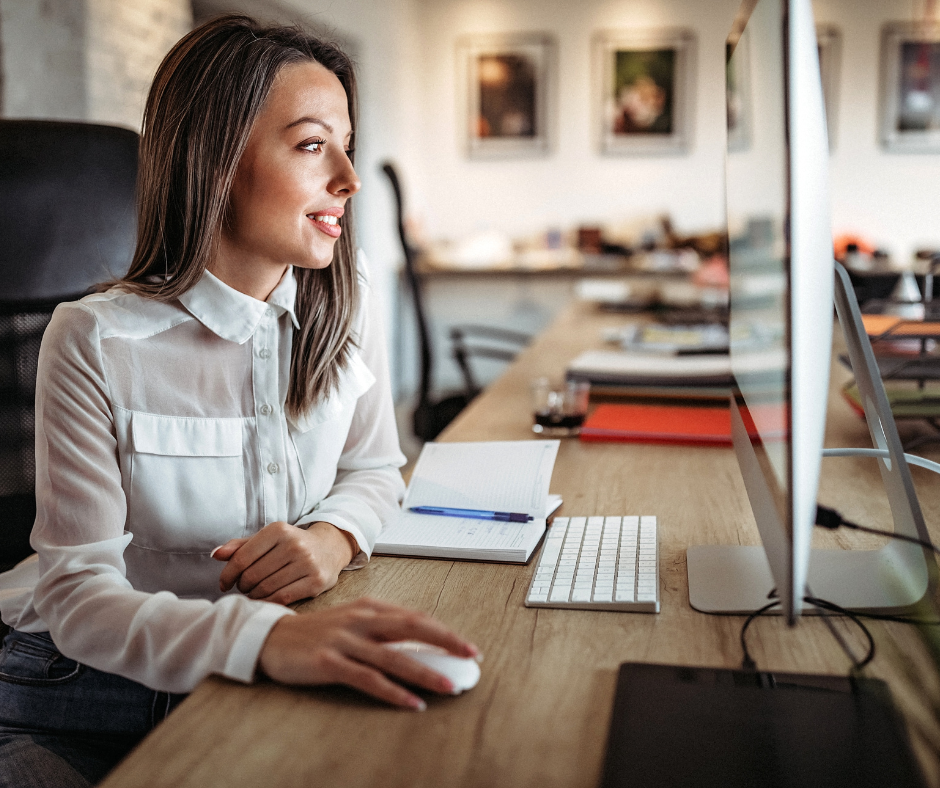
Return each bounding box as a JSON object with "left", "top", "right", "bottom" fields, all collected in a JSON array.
[
  {"left": 686, "top": 0, "right": 831, "bottom": 624},
  {"left": 688, "top": 0, "right": 935, "bottom": 623}
]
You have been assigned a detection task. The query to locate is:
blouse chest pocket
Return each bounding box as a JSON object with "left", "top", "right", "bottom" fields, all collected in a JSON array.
[{"left": 126, "top": 412, "right": 247, "bottom": 553}]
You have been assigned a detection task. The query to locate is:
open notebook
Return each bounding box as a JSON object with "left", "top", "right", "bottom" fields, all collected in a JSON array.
[{"left": 375, "top": 440, "right": 560, "bottom": 563}]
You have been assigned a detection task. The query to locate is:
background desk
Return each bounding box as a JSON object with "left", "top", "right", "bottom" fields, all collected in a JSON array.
[
  {"left": 103, "top": 302, "right": 940, "bottom": 788},
  {"left": 394, "top": 259, "right": 688, "bottom": 401}
]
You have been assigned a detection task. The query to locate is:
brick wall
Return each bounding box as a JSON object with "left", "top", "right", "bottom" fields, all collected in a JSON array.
[
  {"left": 0, "top": 0, "right": 191, "bottom": 130},
  {"left": 0, "top": 0, "right": 87, "bottom": 121},
  {"left": 86, "top": 0, "right": 191, "bottom": 129}
]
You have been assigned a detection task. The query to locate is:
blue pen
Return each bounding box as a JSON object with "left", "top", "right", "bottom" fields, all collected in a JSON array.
[{"left": 409, "top": 506, "right": 533, "bottom": 523}]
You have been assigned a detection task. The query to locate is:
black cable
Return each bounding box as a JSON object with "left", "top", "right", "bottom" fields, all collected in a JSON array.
[
  {"left": 740, "top": 505, "right": 940, "bottom": 672},
  {"left": 739, "top": 599, "right": 780, "bottom": 671},
  {"left": 803, "top": 596, "right": 876, "bottom": 671},
  {"left": 739, "top": 596, "right": 877, "bottom": 672},
  {"left": 816, "top": 504, "right": 940, "bottom": 557}
]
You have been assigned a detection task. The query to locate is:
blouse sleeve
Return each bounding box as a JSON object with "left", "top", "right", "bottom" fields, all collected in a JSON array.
[
  {"left": 31, "top": 303, "right": 292, "bottom": 694},
  {"left": 295, "top": 253, "right": 407, "bottom": 565}
]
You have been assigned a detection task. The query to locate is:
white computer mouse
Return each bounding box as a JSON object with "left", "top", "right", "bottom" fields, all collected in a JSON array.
[{"left": 383, "top": 640, "right": 481, "bottom": 694}]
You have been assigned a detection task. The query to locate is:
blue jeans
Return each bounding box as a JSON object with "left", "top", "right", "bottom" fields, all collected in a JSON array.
[{"left": 0, "top": 630, "right": 187, "bottom": 787}]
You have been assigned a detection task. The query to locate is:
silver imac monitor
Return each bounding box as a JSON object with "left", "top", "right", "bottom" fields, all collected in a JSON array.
[{"left": 687, "top": 0, "right": 936, "bottom": 623}]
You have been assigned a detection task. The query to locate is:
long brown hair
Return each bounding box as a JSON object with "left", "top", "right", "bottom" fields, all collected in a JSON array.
[{"left": 118, "top": 14, "right": 360, "bottom": 416}]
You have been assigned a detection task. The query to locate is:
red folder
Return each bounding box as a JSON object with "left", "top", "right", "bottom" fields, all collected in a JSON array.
[{"left": 579, "top": 403, "right": 733, "bottom": 446}]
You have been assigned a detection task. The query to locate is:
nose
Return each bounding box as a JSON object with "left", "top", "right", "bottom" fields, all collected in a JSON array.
[{"left": 329, "top": 149, "right": 361, "bottom": 197}]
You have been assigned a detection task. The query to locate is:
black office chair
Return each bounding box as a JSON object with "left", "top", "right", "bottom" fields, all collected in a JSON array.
[
  {"left": 381, "top": 162, "right": 530, "bottom": 442},
  {"left": 0, "top": 120, "right": 138, "bottom": 572}
]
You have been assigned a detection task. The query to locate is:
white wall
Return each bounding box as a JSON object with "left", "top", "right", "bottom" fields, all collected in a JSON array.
[
  {"left": 816, "top": 0, "right": 940, "bottom": 265},
  {"left": 408, "top": 0, "right": 741, "bottom": 242},
  {"left": 402, "top": 0, "right": 940, "bottom": 267}
]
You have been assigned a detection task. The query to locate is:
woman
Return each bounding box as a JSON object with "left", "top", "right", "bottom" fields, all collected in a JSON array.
[{"left": 0, "top": 15, "right": 476, "bottom": 787}]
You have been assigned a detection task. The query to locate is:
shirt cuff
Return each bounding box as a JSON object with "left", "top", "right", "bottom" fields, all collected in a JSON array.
[{"left": 222, "top": 602, "right": 296, "bottom": 684}]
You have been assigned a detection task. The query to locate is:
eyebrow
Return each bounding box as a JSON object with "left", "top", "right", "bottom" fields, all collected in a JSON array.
[{"left": 285, "top": 116, "right": 353, "bottom": 138}]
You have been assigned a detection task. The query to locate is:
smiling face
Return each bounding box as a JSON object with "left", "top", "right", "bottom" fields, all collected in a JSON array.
[{"left": 211, "top": 60, "right": 360, "bottom": 300}]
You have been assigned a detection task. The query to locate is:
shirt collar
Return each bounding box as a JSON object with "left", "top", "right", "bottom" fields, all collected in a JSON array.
[
  {"left": 178, "top": 268, "right": 300, "bottom": 344},
  {"left": 267, "top": 268, "right": 300, "bottom": 330}
]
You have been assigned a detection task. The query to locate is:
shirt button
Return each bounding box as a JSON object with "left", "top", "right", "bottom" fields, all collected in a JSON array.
[
  {"left": 267, "top": 462, "right": 280, "bottom": 475},
  {"left": 259, "top": 348, "right": 272, "bottom": 359},
  {"left": 259, "top": 403, "right": 273, "bottom": 416}
]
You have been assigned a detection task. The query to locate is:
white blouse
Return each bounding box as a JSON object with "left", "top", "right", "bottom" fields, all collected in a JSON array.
[{"left": 0, "top": 254, "right": 406, "bottom": 693}]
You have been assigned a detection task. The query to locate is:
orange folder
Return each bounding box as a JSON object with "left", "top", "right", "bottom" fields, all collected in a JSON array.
[{"left": 580, "top": 403, "right": 733, "bottom": 446}]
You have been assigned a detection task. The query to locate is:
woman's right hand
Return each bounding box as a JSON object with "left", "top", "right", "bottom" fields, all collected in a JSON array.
[{"left": 257, "top": 597, "right": 479, "bottom": 710}]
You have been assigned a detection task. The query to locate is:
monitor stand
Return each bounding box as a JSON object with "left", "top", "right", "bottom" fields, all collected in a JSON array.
[
  {"left": 688, "top": 263, "right": 937, "bottom": 616},
  {"left": 687, "top": 543, "right": 931, "bottom": 616}
]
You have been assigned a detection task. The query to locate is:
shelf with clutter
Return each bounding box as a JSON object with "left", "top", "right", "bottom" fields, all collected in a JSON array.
[{"left": 837, "top": 237, "right": 940, "bottom": 450}]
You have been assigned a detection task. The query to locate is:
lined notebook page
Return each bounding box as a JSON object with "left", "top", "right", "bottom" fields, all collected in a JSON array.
[
  {"left": 403, "top": 440, "right": 559, "bottom": 516},
  {"left": 375, "top": 440, "right": 560, "bottom": 563},
  {"left": 379, "top": 516, "right": 546, "bottom": 554}
]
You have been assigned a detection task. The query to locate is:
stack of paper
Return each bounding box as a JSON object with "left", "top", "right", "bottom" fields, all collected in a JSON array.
[{"left": 567, "top": 349, "right": 734, "bottom": 387}]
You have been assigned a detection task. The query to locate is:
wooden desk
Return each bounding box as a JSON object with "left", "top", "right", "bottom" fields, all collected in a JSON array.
[{"left": 102, "top": 302, "right": 940, "bottom": 788}]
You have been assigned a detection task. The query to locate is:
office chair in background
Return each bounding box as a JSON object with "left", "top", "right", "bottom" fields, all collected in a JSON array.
[
  {"left": 0, "top": 120, "right": 138, "bottom": 572},
  {"left": 382, "top": 161, "right": 530, "bottom": 442}
]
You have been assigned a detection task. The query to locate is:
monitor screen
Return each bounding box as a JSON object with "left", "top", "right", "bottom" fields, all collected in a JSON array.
[
  {"left": 716, "top": 0, "right": 832, "bottom": 623},
  {"left": 726, "top": 0, "right": 790, "bottom": 530},
  {"left": 726, "top": 0, "right": 797, "bottom": 616}
]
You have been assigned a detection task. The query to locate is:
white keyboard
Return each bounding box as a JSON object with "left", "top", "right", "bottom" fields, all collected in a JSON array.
[{"left": 524, "top": 516, "right": 660, "bottom": 613}]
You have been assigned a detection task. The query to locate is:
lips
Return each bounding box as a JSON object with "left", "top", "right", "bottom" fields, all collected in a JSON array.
[{"left": 308, "top": 208, "right": 343, "bottom": 238}]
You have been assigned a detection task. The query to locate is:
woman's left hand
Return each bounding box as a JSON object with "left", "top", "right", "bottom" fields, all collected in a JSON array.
[{"left": 212, "top": 521, "right": 358, "bottom": 605}]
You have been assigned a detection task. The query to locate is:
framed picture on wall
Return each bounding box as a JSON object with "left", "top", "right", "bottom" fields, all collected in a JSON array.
[
  {"left": 880, "top": 22, "right": 940, "bottom": 152},
  {"left": 593, "top": 28, "right": 696, "bottom": 155},
  {"left": 458, "top": 32, "right": 555, "bottom": 159},
  {"left": 816, "top": 25, "right": 841, "bottom": 151},
  {"left": 726, "top": 28, "right": 752, "bottom": 152}
]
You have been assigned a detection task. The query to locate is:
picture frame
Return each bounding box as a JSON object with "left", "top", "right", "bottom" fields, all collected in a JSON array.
[
  {"left": 816, "top": 25, "right": 841, "bottom": 151},
  {"left": 457, "top": 32, "right": 555, "bottom": 159},
  {"left": 879, "top": 22, "right": 940, "bottom": 153},
  {"left": 593, "top": 28, "right": 696, "bottom": 156},
  {"left": 726, "top": 28, "right": 752, "bottom": 152}
]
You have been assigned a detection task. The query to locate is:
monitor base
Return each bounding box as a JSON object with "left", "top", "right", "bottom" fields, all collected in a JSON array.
[{"left": 687, "top": 544, "right": 931, "bottom": 615}]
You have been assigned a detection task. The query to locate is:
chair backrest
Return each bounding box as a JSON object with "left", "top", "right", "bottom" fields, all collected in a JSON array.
[
  {"left": 381, "top": 161, "right": 435, "bottom": 407},
  {"left": 0, "top": 120, "right": 138, "bottom": 570}
]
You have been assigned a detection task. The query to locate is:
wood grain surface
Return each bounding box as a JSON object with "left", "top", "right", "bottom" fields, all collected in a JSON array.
[{"left": 101, "top": 301, "right": 940, "bottom": 788}]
